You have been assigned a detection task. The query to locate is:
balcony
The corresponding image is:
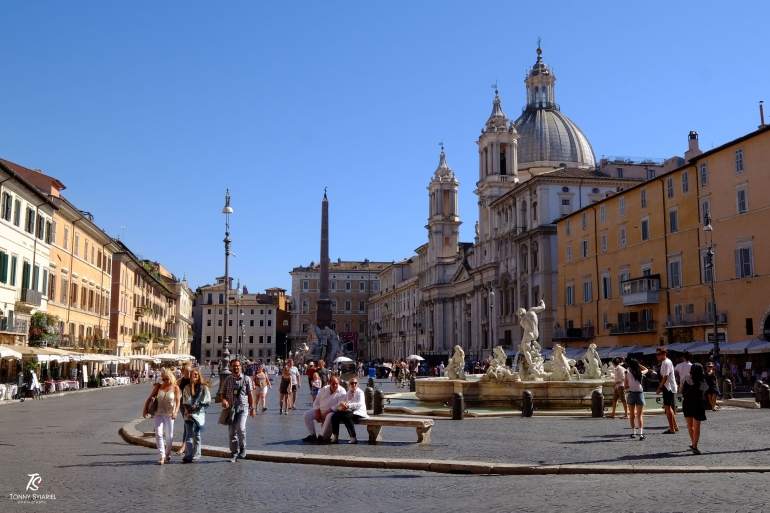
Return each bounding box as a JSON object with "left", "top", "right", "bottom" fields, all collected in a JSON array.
[
  {"left": 621, "top": 275, "right": 660, "bottom": 306},
  {"left": 0, "top": 319, "right": 28, "bottom": 334},
  {"left": 609, "top": 321, "right": 656, "bottom": 335},
  {"left": 553, "top": 327, "right": 595, "bottom": 341},
  {"left": 665, "top": 312, "right": 727, "bottom": 328},
  {"left": 20, "top": 288, "right": 42, "bottom": 306}
]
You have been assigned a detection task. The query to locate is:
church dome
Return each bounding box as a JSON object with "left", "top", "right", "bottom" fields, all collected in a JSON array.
[{"left": 513, "top": 47, "right": 596, "bottom": 170}]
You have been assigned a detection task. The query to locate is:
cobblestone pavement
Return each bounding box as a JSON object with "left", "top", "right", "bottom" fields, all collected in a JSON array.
[{"left": 1, "top": 380, "right": 770, "bottom": 512}]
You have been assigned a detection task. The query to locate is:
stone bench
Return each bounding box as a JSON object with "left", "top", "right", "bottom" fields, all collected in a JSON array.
[{"left": 356, "top": 416, "right": 434, "bottom": 444}]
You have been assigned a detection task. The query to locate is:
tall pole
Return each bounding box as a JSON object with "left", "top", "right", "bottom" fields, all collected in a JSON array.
[
  {"left": 704, "top": 213, "right": 719, "bottom": 364},
  {"left": 216, "top": 189, "right": 233, "bottom": 403}
]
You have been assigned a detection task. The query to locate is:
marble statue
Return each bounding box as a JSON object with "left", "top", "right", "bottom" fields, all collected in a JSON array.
[
  {"left": 516, "top": 299, "right": 548, "bottom": 380},
  {"left": 480, "top": 346, "right": 519, "bottom": 382},
  {"left": 445, "top": 345, "right": 466, "bottom": 380},
  {"left": 547, "top": 344, "right": 580, "bottom": 381},
  {"left": 302, "top": 324, "right": 351, "bottom": 365},
  {"left": 582, "top": 343, "right": 603, "bottom": 379},
  {"left": 602, "top": 362, "right": 614, "bottom": 379},
  {"left": 294, "top": 343, "right": 310, "bottom": 363},
  {"left": 474, "top": 221, "right": 480, "bottom": 237}
]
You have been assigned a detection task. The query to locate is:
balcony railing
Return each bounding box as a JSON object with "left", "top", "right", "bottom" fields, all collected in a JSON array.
[
  {"left": 621, "top": 275, "right": 660, "bottom": 306},
  {"left": 20, "top": 288, "right": 42, "bottom": 306},
  {"left": 665, "top": 312, "right": 727, "bottom": 328},
  {"left": 609, "top": 321, "right": 656, "bottom": 335},
  {"left": 553, "top": 327, "right": 595, "bottom": 340},
  {"left": 0, "top": 319, "right": 28, "bottom": 334}
]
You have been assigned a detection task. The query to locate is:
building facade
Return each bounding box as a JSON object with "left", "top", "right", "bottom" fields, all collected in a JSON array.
[
  {"left": 46, "top": 195, "right": 117, "bottom": 353},
  {"left": 289, "top": 260, "right": 389, "bottom": 359},
  {"left": 192, "top": 278, "right": 289, "bottom": 363},
  {"left": 556, "top": 126, "right": 770, "bottom": 349},
  {"left": 0, "top": 159, "right": 58, "bottom": 345},
  {"left": 109, "top": 241, "right": 179, "bottom": 356},
  {"left": 159, "top": 265, "right": 194, "bottom": 355}
]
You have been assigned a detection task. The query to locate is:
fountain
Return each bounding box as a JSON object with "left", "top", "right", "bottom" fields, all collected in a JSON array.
[{"left": 415, "top": 301, "right": 614, "bottom": 408}]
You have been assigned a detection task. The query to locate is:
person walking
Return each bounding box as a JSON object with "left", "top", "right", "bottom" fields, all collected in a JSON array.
[
  {"left": 181, "top": 368, "right": 211, "bottom": 463},
  {"left": 311, "top": 371, "right": 322, "bottom": 404},
  {"left": 175, "top": 365, "right": 191, "bottom": 456},
  {"left": 330, "top": 378, "right": 368, "bottom": 444},
  {"left": 288, "top": 359, "right": 301, "bottom": 409},
  {"left": 278, "top": 366, "right": 291, "bottom": 415},
  {"left": 316, "top": 359, "right": 330, "bottom": 387},
  {"left": 656, "top": 347, "right": 679, "bottom": 434},
  {"left": 704, "top": 362, "right": 720, "bottom": 411},
  {"left": 142, "top": 368, "right": 181, "bottom": 465},
  {"left": 607, "top": 357, "right": 628, "bottom": 419},
  {"left": 252, "top": 363, "right": 272, "bottom": 413},
  {"left": 221, "top": 359, "right": 255, "bottom": 462},
  {"left": 682, "top": 363, "right": 708, "bottom": 454},
  {"left": 625, "top": 358, "right": 650, "bottom": 440}
]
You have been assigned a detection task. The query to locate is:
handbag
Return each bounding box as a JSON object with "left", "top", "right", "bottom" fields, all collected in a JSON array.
[{"left": 146, "top": 385, "right": 160, "bottom": 416}]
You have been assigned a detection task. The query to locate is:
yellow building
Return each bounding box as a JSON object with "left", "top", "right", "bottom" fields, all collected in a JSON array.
[
  {"left": 556, "top": 125, "right": 770, "bottom": 351},
  {"left": 47, "top": 196, "right": 118, "bottom": 352},
  {"left": 109, "top": 240, "right": 178, "bottom": 357}
]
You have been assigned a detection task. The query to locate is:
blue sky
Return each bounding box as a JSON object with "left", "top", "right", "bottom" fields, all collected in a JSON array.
[{"left": 1, "top": 1, "right": 767, "bottom": 293}]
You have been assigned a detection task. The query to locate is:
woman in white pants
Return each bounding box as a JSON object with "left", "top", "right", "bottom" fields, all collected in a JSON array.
[{"left": 143, "top": 368, "right": 181, "bottom": 465}]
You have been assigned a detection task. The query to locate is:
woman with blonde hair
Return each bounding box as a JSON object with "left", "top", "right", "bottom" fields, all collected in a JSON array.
[
  {"left": 278, "top": 366, "right": 291, "bottom": 414},
  {"left": 143, "top": 368, "right": 180, "bottom": 465},
  {"left": 251, "top": 363, "right": 272, "bottom": 412},
  {"left": 181, "top": 368, "right": 211, "bottom": 463}
]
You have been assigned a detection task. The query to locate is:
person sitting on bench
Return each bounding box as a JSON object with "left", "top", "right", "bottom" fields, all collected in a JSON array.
[
  {"left": 329, "top": 378, "right": 368, "bottom": 444},
  {"left": 302, "top": 376, "right": 346, "bottom": 443}
]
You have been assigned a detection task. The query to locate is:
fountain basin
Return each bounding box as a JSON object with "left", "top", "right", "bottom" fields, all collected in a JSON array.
[{"left": 415, "top": 377, "right": 616, "bottom": 409}]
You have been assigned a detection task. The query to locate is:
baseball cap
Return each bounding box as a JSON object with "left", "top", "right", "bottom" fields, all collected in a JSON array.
[{"left": 706, "top": 362, "right": 714, "bottom": 367}]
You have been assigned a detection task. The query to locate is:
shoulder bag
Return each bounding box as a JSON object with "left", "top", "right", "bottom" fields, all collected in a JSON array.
[
  {"left": 146, "top": 385, "right": 160, "bottom": 416},
  {"left": 218, "top": 378, "right": 244, "bottom": 425}
]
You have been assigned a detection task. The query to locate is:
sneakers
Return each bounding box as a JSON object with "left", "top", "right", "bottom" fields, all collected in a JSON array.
[
  {"left": 238, "top": 450, "right": 247, "bottom": 459},
  {"left": 349, "top": 437, "right": 358, "bottom": 444},
  {"left": 330, "top": 436, "right": 339, "bottom": 444},
  {"left": 284, "top": 410, "right": 289, "bottom": 415},
  {"left": 182, "top": 457, "right": 193, "bottom": 463},
  {"left": 229, "top": 454, "right": 238, "bottom": 463},
  {"left": 279, "top": 409, "right": 283, "bottom": 414},
  {"left": 302, "top": 435, "right": 317, "bottom": 443},
  {"left": 639, "top": 434, "right": 645, "bottom": 441},
  {"left": 630, "top": 434, "right": 636, "bottom": 439}
]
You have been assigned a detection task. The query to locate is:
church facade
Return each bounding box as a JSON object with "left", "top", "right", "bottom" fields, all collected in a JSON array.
[{"left": 368, "top": 48, "right": 665, "bottom": 362}]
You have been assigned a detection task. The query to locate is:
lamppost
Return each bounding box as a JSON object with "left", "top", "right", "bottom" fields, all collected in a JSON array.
[
  {"left": 489, "top": 289, "right": 495, "bottom": 356},
  {"left": 282, "top": 319, "right": 289, "bottom": 360},
  {"left": 704, "top": 213, "right": 720, "bottom": 365},
  {"left": 215, "top": 189, "right": 233, "bottom": 403},
  {"left": 236, "top": 282, "right": 244, "bottom": 362}
]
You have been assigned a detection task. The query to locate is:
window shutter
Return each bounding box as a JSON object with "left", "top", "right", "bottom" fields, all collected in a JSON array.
[
  {"left": 735, "top": 250, "right": 741, "bottom": 278},
  {"left": 0, "top": 252, "right": 6, "bottom": 283}
]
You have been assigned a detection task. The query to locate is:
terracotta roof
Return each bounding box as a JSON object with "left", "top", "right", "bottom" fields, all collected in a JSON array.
[{"left": 291, "top": 260, "right": 391, "bottom": 272}]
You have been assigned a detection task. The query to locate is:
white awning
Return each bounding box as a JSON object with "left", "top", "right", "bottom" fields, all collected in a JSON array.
[
  {"left": 0, "top": 345, "right": 22, "bottom": 359},
  {"left": 721, "top": 338, "right": 768, "bottom": 354}
]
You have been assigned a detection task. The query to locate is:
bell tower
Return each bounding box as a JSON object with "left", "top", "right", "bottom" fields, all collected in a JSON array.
[
  {"left": 426, "top": 147, "right": 461, "bottom": 264},
  {"left": 474, "top": 89, "right": 519, "bottom": 243}
]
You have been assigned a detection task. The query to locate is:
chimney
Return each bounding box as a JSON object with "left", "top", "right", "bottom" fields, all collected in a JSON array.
[
  {"left": 684, "top": 131, "right": 702, "bottom": 161},
  {"left": 760, "top": 101, "right": 767, "bottom": 129}
]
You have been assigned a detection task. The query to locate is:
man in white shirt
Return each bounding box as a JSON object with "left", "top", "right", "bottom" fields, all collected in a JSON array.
[
  {"left": 674, "top": 351, "right": 693, "bottom": 393},
  {"left": 302, "top": 377, "right": 347, "bottom": 443},
  {"left": 439, "top": 362, "right": 445, "bottom": 377},
  {"left": 607, "top": 357, "right": 628, "bottom": 419},
  {"left": 656, "top": 347, "right": 679, "bottom": 433},
  {"left": 287, "top": 359, "right": 301, "bottom": 410}
]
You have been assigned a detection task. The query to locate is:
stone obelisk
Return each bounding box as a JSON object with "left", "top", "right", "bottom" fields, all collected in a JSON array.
[{"left": 316, "top": 189, "right": 332, "bottom": 329}]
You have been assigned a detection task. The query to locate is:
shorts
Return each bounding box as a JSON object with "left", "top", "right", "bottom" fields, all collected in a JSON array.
[
  {"left": 612, "top": 386, "right": 627, "bottom": 405},
  {"left": 257, "top": 386, "right": 268, "bottom": 396},
  {"left": 662, "top": 388, "right": 675, "bottom": 407},
  {"left": 626, "top": 391, "right": 645, "bottom": 406},
  {"left": 292, "top": 385, "right": 297, "bottom": 392}
]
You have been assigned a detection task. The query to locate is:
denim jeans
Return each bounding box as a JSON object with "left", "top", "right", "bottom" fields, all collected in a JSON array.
[
  {"left": 184, "top": 420, "right": 201, "bottom": 459},
  {"left": 228, "top": 411, "right": 247, "bottom": 455}
]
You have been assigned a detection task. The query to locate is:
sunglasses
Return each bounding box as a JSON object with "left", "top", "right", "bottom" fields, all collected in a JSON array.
[{"left": 350, "top": 382, "right": 358, "bottom": 386}]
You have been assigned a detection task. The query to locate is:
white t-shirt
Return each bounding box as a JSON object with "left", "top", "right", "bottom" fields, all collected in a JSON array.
[
  {"left": 625, "top": 370, "right": 644, "bottom": 392},
  {"left": 289, "top": 366, "right": 301, "bottom": 386},
  {"left": 674, "top": 361, "right": 692, "bottom": 385},
  {"left": 660, "top": 358, "right": 678, "bottom": 393},
  {"left": 614, "top": 365, "right": 626, "bottom": 388}
]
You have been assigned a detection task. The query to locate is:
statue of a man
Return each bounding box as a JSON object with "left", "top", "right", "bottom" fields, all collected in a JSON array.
[{"left": 517, "top": 300, "right": 547, "bottom": 378}]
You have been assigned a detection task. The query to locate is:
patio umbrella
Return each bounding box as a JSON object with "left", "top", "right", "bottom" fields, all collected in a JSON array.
[
  {"left": 405, "top": 355, "right": 424, "bottom": 361},
  {"left": 333, "top": 356, "right": 354, "bottom": 363}
]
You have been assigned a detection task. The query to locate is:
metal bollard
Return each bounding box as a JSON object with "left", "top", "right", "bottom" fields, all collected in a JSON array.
[
  {"left": 521, "top": 390, "right": 533, "bottom": 417},
  {"left": 722, "top": 378, "right": 733, "bottom": 400},
  {"left": 591, "top": 390, "right": 604, "bottom": 418},
  {"left": 409, "top": 375, "right": 416, "bottom": 392},
  {"left": 373, "top": 389, "right": 384, "bottom": 415},
  {"left": 753, "top": 379, "right": 764, "bottom": 398},
  {"left": 368, "top": 377, "right": 375, "bottom": 389},
  {"left": 760, "top": 384, "right": 770, "bottom": 409},
  {"left": 452, "top": 392, "right": 464, "bottom": 420},
  {"left": 364, "top": 386, "right": 373, "bottom": 410}
]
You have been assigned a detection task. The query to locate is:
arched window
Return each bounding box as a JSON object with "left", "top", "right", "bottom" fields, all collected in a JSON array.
[
  {"left": 531, "top": 241, "right": 539, "bottom": 270},
  {"left": 534, "top": 88, "right": 540, "bottom": 106},
  {"left": 520, "top": 245, "right": 528, "bottom": 273}
]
